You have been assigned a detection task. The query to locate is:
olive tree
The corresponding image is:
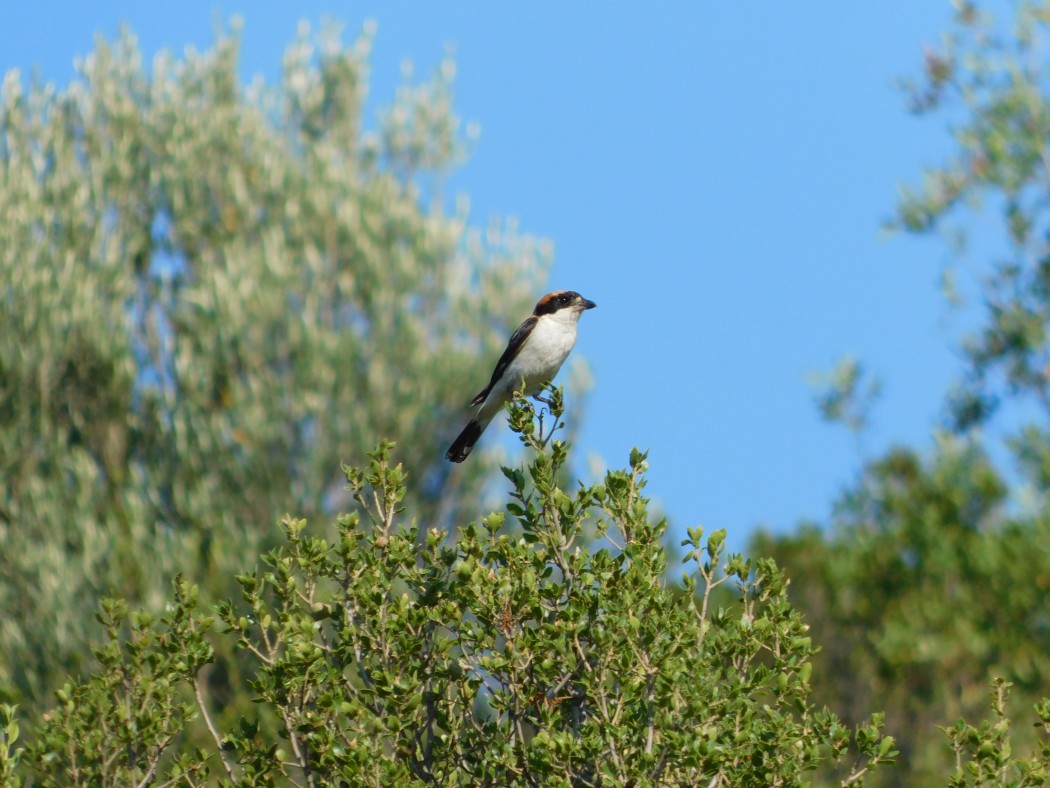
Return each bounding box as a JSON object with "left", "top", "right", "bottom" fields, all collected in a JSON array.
[{"left": 0, "top": 21, "right": 565, "bottom": 709}]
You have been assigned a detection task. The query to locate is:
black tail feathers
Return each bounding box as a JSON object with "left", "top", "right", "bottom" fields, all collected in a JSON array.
[{"left": 445, "top": 420, "right": 484, "bottom": 463}]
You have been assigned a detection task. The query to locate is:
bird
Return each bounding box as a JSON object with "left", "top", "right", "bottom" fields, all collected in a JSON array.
[{"left": 445, "top": 290, "right": 597, "bottom": 462}]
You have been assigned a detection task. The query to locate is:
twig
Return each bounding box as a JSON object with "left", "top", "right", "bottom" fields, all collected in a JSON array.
[{"left": 193, "top": 672, "right": 237, "bottom": 783}]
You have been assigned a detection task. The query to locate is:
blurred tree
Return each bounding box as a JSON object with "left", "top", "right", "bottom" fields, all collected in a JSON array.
[
  {"left": 810, "top": 356, "right": 882, "bottom": 439},
  {"left": 895, "top": 0, "right": 1050, "bottom": 433},
  {"left": 0, "top": 21, "right": 572, "bottom": 710},
  {"left": 752, "top": 439, "right": 1050, "bottom": 783},
  {"left": 756, "top": 1, "right": 1050, "bottom": 782}
]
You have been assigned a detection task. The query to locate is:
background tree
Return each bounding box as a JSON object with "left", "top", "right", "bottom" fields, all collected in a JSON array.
[
  {"left": 0, "top": 21, "right": 575, "bottom": 712},
  {"left": 754, "top": 1, "right": 1050, "bottom": 782}
]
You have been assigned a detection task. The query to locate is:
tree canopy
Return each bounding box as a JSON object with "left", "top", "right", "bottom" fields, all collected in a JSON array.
[
  {"left": 0, "top": 21, "right": 569, "bottom": 708},
  {"left": 756, "top": 2, "right": 1050, "bottom": 782}
]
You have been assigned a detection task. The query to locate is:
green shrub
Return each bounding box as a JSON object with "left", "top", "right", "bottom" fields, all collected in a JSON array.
[
  {"left": 9, "top": 392, "right": 895, "bottom": 786},
  {"left": 944, "top": 678, "right": 1050, "bottom": 787}
]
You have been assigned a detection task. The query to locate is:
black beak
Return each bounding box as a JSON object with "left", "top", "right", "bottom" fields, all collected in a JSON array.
[{"left": 581, "top": 298, "right": 597, "bottom": 310}]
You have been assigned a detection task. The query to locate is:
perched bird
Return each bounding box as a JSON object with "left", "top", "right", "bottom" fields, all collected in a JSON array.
[{"left": 446, "top": 290, "right": 597, "bottom": 462}]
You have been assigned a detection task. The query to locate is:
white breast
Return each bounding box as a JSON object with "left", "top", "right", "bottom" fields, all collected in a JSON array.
[
  {"left": 482, "top": 310, "right": 581, "bottom": 417},
  {"left": 513, "top": 315, "right": 578, "bottom": 383}
]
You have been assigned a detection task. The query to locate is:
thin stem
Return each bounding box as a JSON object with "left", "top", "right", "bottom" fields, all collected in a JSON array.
[
  {"left": 193, "top": 672, "right": 237, "bottom": 783},
  {"left": 283, "top": 710, "right": 315, "bottom": 788}
]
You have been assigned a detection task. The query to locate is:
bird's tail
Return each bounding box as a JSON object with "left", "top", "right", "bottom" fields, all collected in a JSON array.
[{"left": 445, "top": 419, "right": 485, "bottom": 463}]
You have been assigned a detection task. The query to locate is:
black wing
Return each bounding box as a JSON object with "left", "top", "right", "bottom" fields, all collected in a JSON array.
[{"left": 471, "top": 316, "right": 537, "bottom": 406}]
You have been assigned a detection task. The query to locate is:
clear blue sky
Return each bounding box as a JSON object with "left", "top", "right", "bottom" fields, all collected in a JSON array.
[{"left": 1, "top": 3, "right": 974, "bottom": 553}]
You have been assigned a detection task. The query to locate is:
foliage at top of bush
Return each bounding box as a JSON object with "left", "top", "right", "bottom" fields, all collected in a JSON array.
[{"left": 0, "top": 391, "right": 898, "bottom": 786}]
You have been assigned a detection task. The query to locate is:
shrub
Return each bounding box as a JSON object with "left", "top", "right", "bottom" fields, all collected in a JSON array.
[{"left": 9, "top": 392, "right": 895, "bottom": 785}]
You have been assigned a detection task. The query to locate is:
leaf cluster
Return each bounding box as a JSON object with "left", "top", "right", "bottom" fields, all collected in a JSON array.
[{"left": 944, "top": 679, "right": 1050, "bottom": 787}]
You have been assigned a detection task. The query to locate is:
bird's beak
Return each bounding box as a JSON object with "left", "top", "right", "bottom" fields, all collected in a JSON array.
[{"left": 580, "top": 297, "right": 597, "bottom": 310}]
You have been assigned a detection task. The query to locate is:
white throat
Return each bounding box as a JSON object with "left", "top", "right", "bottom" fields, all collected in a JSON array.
[{"left": 548, "top": 307, "right": 583, "bottom": 326}]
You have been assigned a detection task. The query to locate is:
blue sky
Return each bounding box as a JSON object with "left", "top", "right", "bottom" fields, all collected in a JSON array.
[{"left": 0, "top": 3, "right": 974, "bottom": 553}]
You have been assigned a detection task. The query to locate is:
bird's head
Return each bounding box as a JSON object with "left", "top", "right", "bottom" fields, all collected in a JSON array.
[{"left": 533, "top": 290, "right": 597, "bottom": 320}]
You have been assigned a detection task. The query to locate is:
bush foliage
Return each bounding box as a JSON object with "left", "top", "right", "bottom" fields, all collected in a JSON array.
[{"left": 1, "top": 394, "right": 899, "bottom": 785}]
